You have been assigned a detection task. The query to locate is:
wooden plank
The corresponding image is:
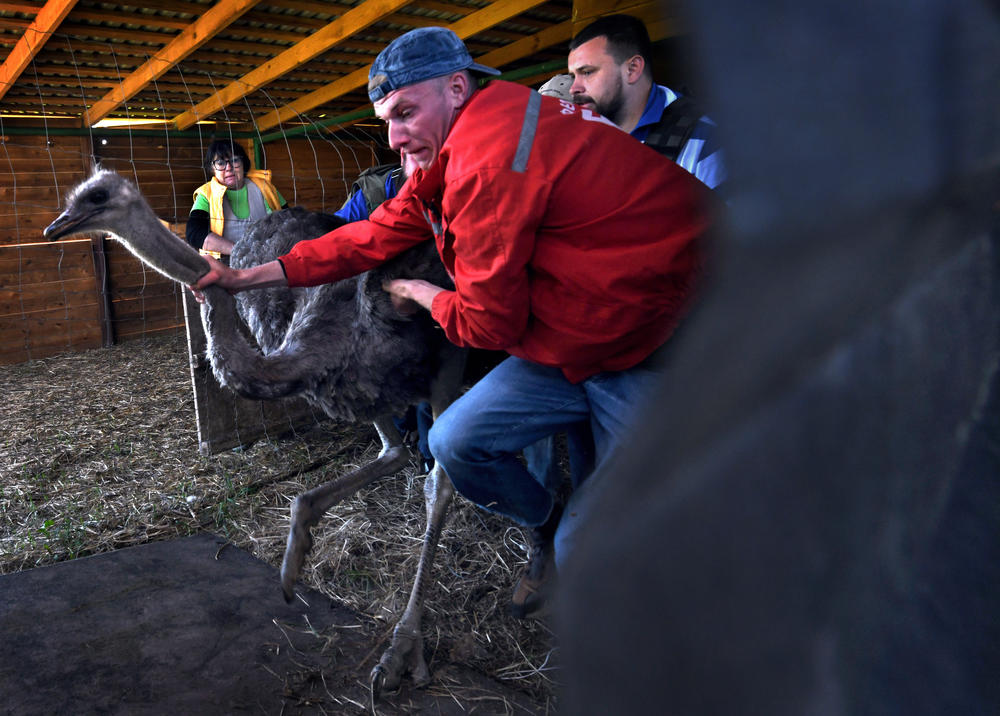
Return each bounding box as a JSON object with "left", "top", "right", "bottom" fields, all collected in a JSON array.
[
  {"left": 84, "top": 0, "right": 266, "bottom": 125},
  {"left": 252, "top": 0, "right": 551, "bottom": 132},
  {"left": 0, "top": 0, "right": 79, "bottom": 103},
  {"left": 0, "top": 332, "right": 103, "bottom": 365},
  {"left": 114, "top": 315, "right": 185, "bottom": 338},
  {"left": 0, "top": 242, "right": 92, "bottom": 273},
  {"left": 66, "top": 9, "right": 191, "bottom": 30},
  {"left": 93, "top": 158, "right": 205, "bottom": 171},
  {"left": 104, "top": 255, "right": 180, "bottom": 277},
  {"left": 0, "top": 326, "right": 103, "bottom": 355},
  {"left": 0, "top": 236, "right": 91, "bottom": 255},
  {"left": 54, "top": 22, "right": 178, "bottom": 44},
  {"left": 0, "top": 294, "right": 97, "bottom": 319},
  {"left": 0, "top": 303, "right": 103, "bottom": 349},
  {"left": 173, "top": 0, "right": 415, "bottom": 130},
  {"left": 0, "top": 300, "right": 101, "bottom": 329},
  {"left": 107, "top": 283, "right": 183, "bottom": 301},
  {"left": 116, "top": 323, "right": 184, "bottom": 341},
  {"left": 571, "top": 0, "right": 684, "bottom": 41},
  {"left": 262, "top": 136, "right": 380, "bottom": 210},
  {"left": 0, "top": 261, "right": 94, "bottom": 287},
  {"left": 0, "top": 2, "right": 44, "bottom": 13},
  {"left": 475, "top": 20, "right": 574, "bottom": 68},
  {"left": 0, "top": 185, "right": 61, "bottom": 200},
  {"left": 181, "top": 290, "right": 320, "bottom": 454},
  {"left": 0, "top": 278, "right": 94, "bottom": 314},
  {"left": 105, "top": 265, "right": 184, "bottom": 290},
  {"left": 0, "top": 215, "right": 67, "bottom": 237},
  {"left": 0, "top": 175, "right": 86, "bottom": 191},
  {"left": 111, "top": 293, "right": 185, "bottom": 321}
]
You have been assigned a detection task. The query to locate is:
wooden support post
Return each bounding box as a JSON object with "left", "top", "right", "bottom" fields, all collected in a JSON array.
[{"left": 89, "top": 234, "right": 115, "bottom": 347}]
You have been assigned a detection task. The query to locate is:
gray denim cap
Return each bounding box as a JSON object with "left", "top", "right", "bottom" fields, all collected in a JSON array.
[{"left": 368, "top": 27, "right": 500, "bottom": 102}]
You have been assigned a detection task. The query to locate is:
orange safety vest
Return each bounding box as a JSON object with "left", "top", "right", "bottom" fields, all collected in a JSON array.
[{"left": 193, "top": 169, "right": 283, "bottom": 237}]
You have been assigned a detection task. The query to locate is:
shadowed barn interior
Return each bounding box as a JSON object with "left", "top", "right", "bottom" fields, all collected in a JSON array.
[
  {"left": 2, "top": 0, "right": 997, "bottom": 713},
  {"left": 557, "top": 0, "right": 1000, "bottom": 713}
]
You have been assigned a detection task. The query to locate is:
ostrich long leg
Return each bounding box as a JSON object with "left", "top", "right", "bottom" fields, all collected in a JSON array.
[
  {"left": 369, "top": 360, "right": 465, "bottom": 698},
  {"left": 280, "top": 415, "right": 410, "bottom": 602},
  {"left": 370, "top": 461, "right": 455, "bottom": 697}
]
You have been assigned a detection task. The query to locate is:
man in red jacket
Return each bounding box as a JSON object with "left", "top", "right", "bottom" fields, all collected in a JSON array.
[{"left": 195, "top": 27, "right": 710, "bottom": 604}]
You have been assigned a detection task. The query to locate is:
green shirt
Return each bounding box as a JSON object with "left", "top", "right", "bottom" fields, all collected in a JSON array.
[{"left": 190, "top": 184, "right": 286, "bottom": 218}]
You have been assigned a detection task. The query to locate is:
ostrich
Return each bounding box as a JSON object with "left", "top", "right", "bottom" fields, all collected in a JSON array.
[{"left": 43, "top": 169, "right": 468, "bottom": 697}]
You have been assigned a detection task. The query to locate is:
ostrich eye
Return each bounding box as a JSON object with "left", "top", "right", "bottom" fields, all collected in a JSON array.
[{"left": 87, "top": 188, "right": 109, "bottom": 205}]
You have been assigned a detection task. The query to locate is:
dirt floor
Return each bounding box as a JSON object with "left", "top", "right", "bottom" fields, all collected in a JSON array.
[{"left": 0, "top": 333, "right": 558, "bottom": 713}]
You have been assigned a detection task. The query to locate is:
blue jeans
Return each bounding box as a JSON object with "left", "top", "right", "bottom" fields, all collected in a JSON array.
[
  {"left": 523, "top": 423, "right": 595, "bottom": 495},
  {"left": 429, "top": 356, "right": 663, "bottom": 556}
]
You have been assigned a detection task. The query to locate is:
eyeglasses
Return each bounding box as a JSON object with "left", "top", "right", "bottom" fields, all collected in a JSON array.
[{"left": 212, "top": 157, "right": 243, "bottom": 170}]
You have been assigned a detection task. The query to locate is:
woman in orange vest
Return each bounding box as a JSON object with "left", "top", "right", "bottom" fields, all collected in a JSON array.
[{"left": 186, "top": 139, "right": 287, "bottom": 258}]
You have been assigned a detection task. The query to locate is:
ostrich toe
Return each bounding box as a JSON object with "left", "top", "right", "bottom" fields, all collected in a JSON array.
[
  {"left": 370, "top": 626, "right": 430, "bottom": 700},
  {"left": 280, "top": 494, "right": 318, "bottom": 602}
]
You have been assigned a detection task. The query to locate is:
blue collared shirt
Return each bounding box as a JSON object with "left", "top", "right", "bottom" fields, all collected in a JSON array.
[{"left": 632, "top": 84, "right": 726, "bottom": 191}]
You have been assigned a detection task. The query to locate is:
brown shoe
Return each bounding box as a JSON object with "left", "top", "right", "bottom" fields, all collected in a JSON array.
[
  {"left": 509, "top": 547, "right": 555, "bottom": 619},
  {"left": 509, "top": 505, "right": 562, "bottom": 619}
]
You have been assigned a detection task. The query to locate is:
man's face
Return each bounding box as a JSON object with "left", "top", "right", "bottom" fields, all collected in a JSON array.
[
  {"left": 375, "top": 76, "right": 462, "bottom": 171},
  {"left": 568, "top": 35, "right": 627, "bottom": 125}
]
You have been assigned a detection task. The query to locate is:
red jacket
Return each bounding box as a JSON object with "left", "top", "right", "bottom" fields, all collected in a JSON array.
[{"left": 280, "top": 81, "right": 710, "bottom": 383}]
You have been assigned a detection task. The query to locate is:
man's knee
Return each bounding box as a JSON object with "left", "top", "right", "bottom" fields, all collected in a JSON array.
[{"left": 427, "top": 412, "right": 455, "bottom": 465}]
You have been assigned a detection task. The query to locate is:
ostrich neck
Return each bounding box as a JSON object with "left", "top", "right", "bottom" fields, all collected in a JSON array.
[{"left": 114, "top": 203, "right": 211, "bottom": 286}]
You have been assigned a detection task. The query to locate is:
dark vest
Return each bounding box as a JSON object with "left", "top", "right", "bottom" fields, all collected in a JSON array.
[
  {"left": 642, "top": 95, "right": 702, "bottom": 162},
  {"left": 352, "top": 163, "right": 404, "bottom": 217}
]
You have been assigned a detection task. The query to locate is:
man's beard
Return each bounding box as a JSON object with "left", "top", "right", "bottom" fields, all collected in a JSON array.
[{"left": 577, "top": 75, "right": 626, "bottom": 126}]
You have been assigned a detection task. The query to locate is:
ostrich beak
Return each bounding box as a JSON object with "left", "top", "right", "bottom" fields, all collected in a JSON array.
[{"left": 44, "top": 208, "right": 94, "bottom": 241}]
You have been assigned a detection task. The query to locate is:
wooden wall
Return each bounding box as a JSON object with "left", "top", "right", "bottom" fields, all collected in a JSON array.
[
  {"left": 262, "top": 132, "right": 390, "bottom": 213},
  {"left": 0, "top": 239, "right": 103, "bottom": 363},
  {"left": 0, "top": 126, "right": 97, "bottom": 364},
  {"left": 0, "top": 122, "right": 389, "bottom": 365}
]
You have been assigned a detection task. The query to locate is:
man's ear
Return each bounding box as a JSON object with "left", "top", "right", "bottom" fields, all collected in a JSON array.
[
  {"left": 624, "top": 54, "right": 646, "bottom": 85},
  {"left": 446, "top": 71, "right": 473, "bottom": 107}
]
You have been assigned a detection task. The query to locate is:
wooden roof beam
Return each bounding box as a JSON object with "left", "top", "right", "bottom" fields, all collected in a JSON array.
[
  {"left": 172, "top": 0, "right": 415, "bottom": 131},
  {"left": 0, "top": 0, "right": 78, "bottom": 103},
  {"left": 0, "top": 1, "right": 45, "bottom": 12},
  {"left": 253, "top": 0, "right": 553, "bottom": 132},
  {"left": 84, "top": 0, "right": 265, "bottom": 126}
]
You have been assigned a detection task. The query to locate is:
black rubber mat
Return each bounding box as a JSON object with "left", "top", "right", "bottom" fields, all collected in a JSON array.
[{"left": 0, "top": 533, "right": 542, "bottom": 714}]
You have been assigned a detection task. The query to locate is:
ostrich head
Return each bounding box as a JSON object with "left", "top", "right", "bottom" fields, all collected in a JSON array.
[
  {"left": 44, "top": 169, "right": 210, "bottom": 286},
  {"left": 45, "top": 170, "right": 144, "bottom": 241}
]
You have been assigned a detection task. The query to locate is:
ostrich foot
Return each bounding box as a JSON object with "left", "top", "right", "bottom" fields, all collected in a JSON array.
[
  {"left": 279, "top": 444, "right": 412, "bottom": 602},
  {"left": 370, "top": 624, "right": 430, "bottom": 699},
  {"left": 280, "top": 494, "right": 319, "bottom": 602}
]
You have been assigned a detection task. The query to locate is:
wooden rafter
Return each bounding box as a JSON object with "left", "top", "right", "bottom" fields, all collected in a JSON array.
[
  {"left": 0, "top": 0, "right": 77, "bottom": 103},
  {"left": 66, "top": 11, "right": 194, "bottom": 31},
  {"left": 0, "top": 0, "right": 574, "bottom": 126},
  {"left": 54, "top": 23, "right": 178, "bottom": 44},
  {"left": 252, "top": 0, "right": 551, "bottom": 132},
  {"left": 171, "top": 0, "right": 414, "bottom": 131},
  {"left": 0, "top": 1, "right": 45, "bottom": 11},
  {"left": 83, "top": 0, "right": 265, "bottom": 126}
]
